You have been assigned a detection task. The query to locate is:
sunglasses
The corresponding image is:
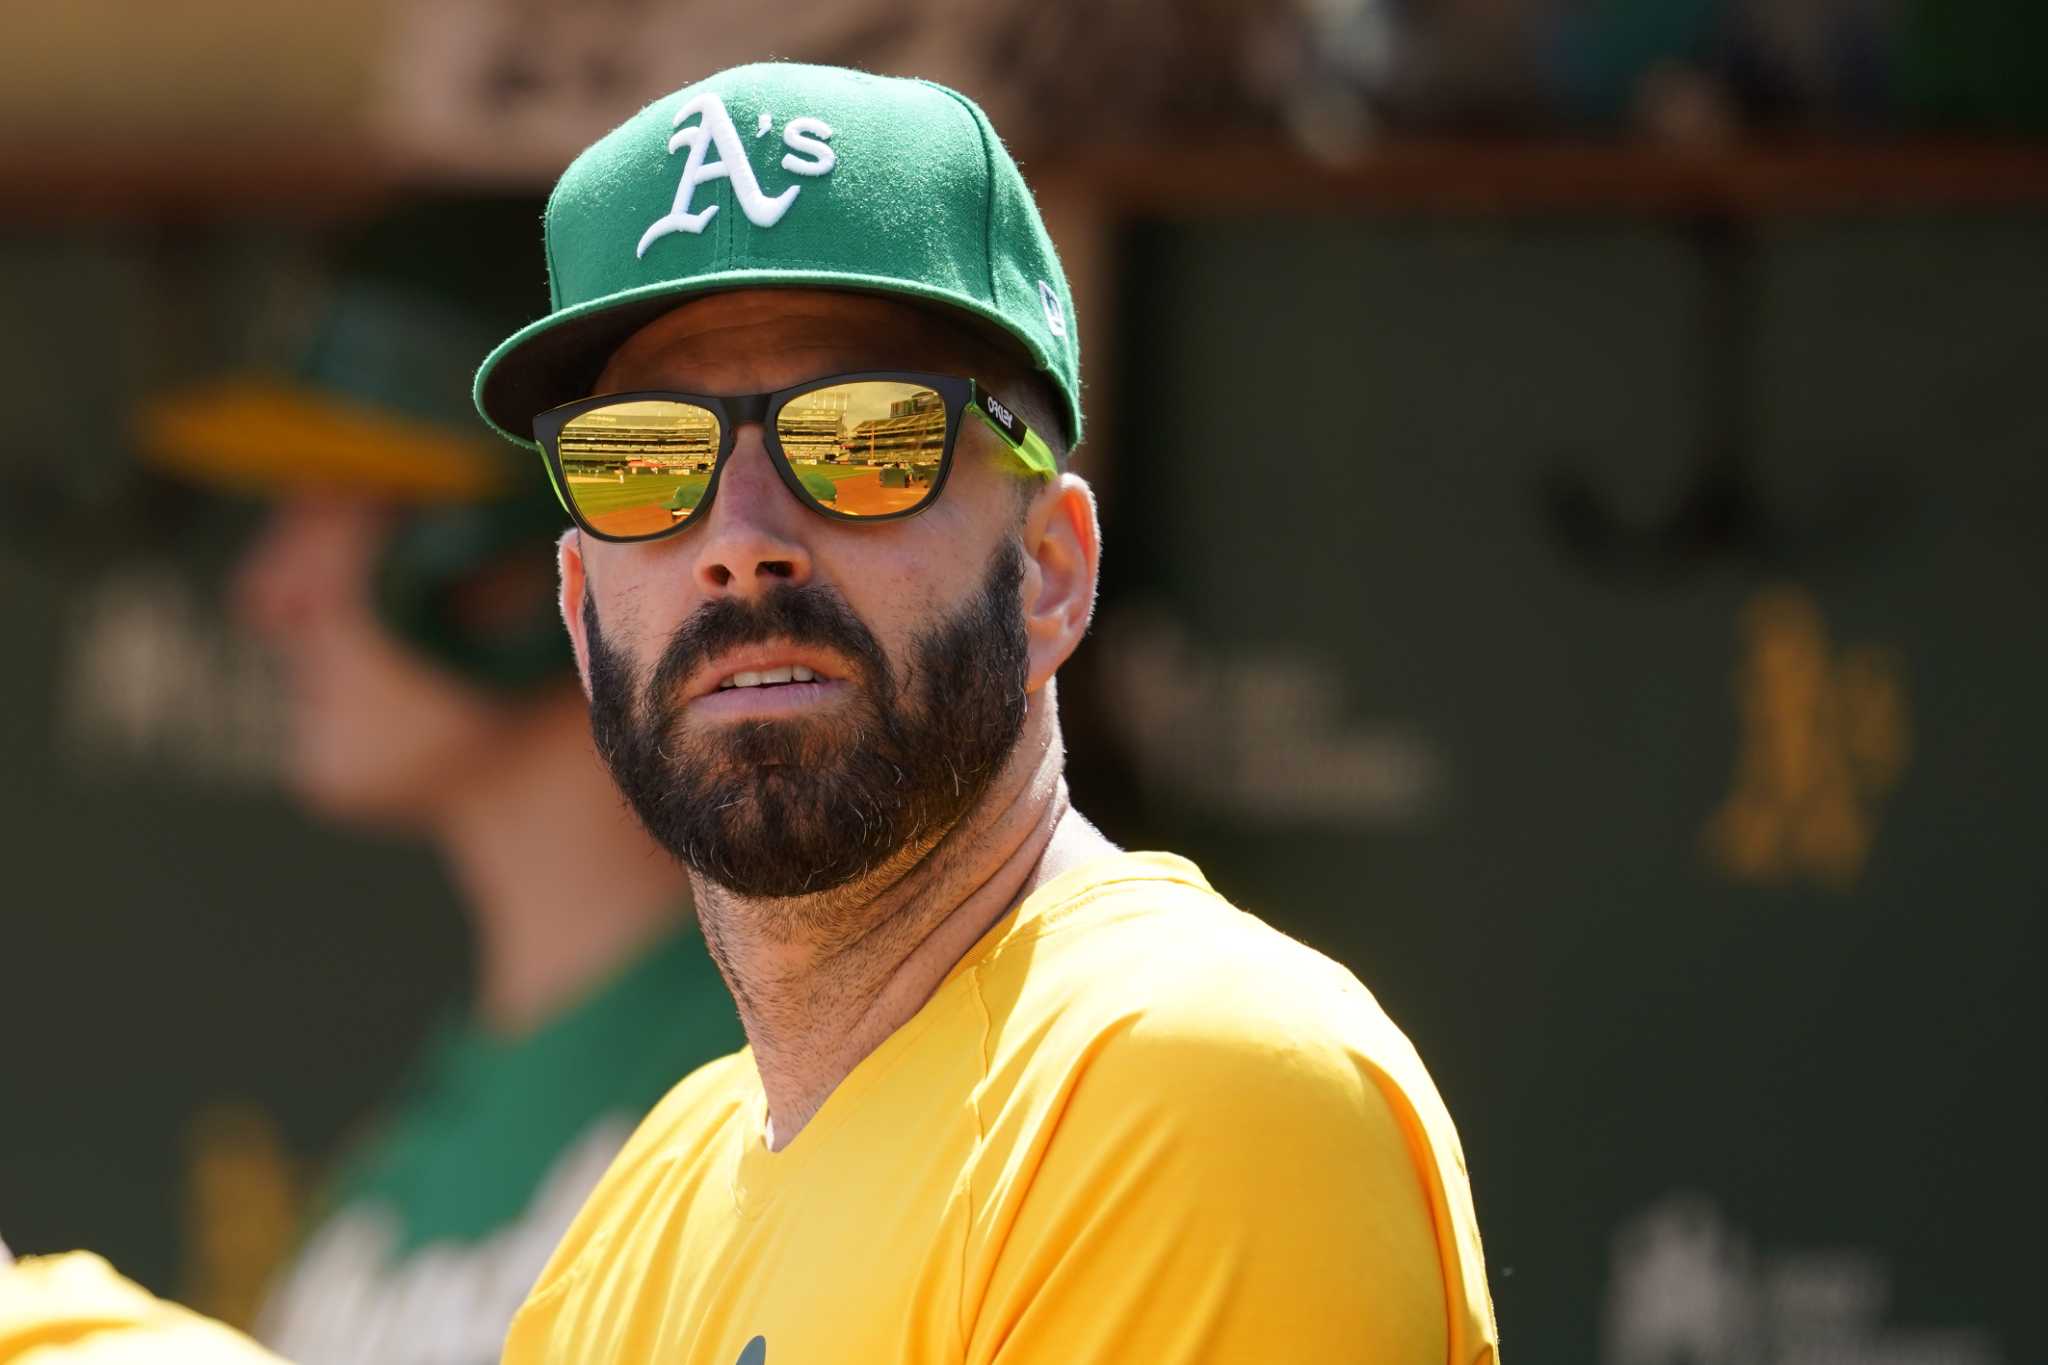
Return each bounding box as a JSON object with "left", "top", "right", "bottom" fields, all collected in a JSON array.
[{"left": 533, "top": 371, "right": 1057, "bottom": 544}]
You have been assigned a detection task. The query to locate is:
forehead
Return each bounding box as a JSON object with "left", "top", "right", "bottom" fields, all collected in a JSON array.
[{"left": 594, "top": 288, "right": 1010, "bottom": 396}]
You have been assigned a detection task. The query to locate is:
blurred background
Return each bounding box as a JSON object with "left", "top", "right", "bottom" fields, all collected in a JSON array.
[{"left": 2, "top": 2, "right": 2043, "bottom": 1362}]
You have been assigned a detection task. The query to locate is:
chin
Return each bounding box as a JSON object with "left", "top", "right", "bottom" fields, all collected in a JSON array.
[
  {"left": 281, "top": 738, "right": 440, "bottom": 832},
  {"left": 289, "top": 774, "right": 427, "bottom": 831}
]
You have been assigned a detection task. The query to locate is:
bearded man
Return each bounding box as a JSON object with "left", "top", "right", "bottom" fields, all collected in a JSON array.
[{"left": 473, "top": 62, "right": 1501, "bottom": 1365}]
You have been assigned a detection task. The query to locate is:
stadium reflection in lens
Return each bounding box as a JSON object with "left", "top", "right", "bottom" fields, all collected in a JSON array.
[
  {"left": 559, "top": 401, "right": 722, "bottom": 539},
  {"left": 775, "top": 382, "right": 948, "bottom": 518}
]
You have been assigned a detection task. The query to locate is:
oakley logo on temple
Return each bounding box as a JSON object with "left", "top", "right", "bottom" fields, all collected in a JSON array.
[
  {"left": 982, "top": 393, "right": 1018, "bottom": 435},
  {"left": 638, "top": 93, "right": 836, "bottom": 258}
]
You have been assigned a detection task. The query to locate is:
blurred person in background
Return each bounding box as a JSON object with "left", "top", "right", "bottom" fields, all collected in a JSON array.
[{"left": 128, "top": 197, "right": 743, "bottom": 1365}]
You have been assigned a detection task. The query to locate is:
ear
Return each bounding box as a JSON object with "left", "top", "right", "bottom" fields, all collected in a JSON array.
[
  {"left": 557, "top": 528, "right": 594, "bottom": 699},
  {"left": 1021, "top": 473, "right": 1100, "bottom": 692}
]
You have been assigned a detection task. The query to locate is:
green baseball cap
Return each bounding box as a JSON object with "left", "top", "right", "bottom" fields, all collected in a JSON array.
[
  {"left": 143, "top": 196, "right": 550, "bottom": 503},
  {"left": 473, "top": 62, "right": 1082, "bottom": 454}
]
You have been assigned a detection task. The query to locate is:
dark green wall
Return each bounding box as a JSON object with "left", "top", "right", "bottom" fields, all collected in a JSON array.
[{"left": 1064, "top": 213, "right": 2046, "bottom": 1362}]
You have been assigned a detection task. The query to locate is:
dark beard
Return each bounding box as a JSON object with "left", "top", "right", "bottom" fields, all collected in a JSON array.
[{"left": 585, "top": 539, "right": 1030, "bottom": 899}]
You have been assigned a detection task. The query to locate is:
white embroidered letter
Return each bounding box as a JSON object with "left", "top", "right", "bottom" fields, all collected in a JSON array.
[
  {"left": 781, "top": 117, "right": 836, "bottom": 177},
  {"left": 636, "top": 93, "right": 803, "bottom": 259}
]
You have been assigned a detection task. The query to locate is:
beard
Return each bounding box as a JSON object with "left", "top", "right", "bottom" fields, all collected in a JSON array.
[{"left": 585, "top": 538, "right": 1030, "bottom": 900}]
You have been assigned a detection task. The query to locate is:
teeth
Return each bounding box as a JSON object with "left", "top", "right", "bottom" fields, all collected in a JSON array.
[{"left": 716, "top": 665, "right": 822, "bottom": 691}]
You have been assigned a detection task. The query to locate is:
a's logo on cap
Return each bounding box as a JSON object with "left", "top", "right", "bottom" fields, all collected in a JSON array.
[
  {"left": 1039, "top": 280, "right": 1068, "bottom": 340},
  {"left": 636, "top": 92, "right": 836, "bottom": 259}
]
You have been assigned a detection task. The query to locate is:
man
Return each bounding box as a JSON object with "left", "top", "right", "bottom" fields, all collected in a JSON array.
[
  {"left": 470, "top": 63, "right": 1499, "bottom": 1362},
  {"left": 134, "top": 199, "right": 744, "bottom": 1364}
]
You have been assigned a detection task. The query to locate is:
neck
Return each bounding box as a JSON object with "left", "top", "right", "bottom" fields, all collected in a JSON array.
[
  {"left": 435, "top": 692, "right": 692, "bottom": 1035},
  {"left": 695, "top": 704, "right": 1117, "bottom": 1150}
]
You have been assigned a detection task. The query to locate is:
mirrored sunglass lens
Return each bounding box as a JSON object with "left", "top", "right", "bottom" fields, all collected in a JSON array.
[
  {"left": 556, "top": 401, "right": 722, "bottom": 537},
  {"left": 775, "top": 381, "right": 948, "bottom": 518}
]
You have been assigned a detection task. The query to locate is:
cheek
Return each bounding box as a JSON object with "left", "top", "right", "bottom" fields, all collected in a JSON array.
[
  {"left": 583, "top": 551, "right": 683, "bottom": 682},
  {"left": 816, "top": 529, "right": 946, "bottom": 637},
  {"left": 819, "top": 529, "right": 993, "bottom": 667}
]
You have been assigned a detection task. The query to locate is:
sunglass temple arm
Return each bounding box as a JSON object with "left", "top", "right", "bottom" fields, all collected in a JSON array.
[{"left": 968, "top": 386, "right": 1059, "bottom": 479}]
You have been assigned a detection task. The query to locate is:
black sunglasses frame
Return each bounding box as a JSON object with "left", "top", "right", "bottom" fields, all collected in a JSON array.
[{"left": 534, "top": 371, "right": 1044, "bottom": 545}]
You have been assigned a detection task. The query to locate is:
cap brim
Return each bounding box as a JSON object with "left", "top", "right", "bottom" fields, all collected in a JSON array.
[
  {"left": 138, "top": 378, "right": 508, "bottom": 503},
  {"left": 474, "top": 270, "right": 1080, "bottom": 451}
]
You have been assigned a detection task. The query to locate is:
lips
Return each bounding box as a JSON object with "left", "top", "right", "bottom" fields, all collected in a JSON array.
[
  {"left": 682, "top": 644, "right": 853, "bottom": 713},
  {"left": 689, "top": 678, "right": 845, "bottom": 720}
]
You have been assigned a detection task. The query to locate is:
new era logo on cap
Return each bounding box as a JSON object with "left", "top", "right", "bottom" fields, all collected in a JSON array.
[
  {"left": 1038, "top": 280, "right": 1067, "bottom": 340},
  {"left": 636, "top": 92, "right": 837, "bottom": 258}
]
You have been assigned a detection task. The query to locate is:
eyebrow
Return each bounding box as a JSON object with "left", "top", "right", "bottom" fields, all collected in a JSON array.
[{"left": 598, "top": 344, "right": 975, "bottom": 399}]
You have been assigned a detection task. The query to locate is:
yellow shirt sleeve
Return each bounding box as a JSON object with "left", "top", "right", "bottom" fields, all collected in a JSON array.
[
  {"left": 0, "top": 1253, "right": 287, "bottom": 1365},
  {"left": 965, "top": 1003, "right": 1497, "bottom": 1364}
]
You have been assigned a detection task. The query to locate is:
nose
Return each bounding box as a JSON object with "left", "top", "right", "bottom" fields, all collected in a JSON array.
[
  {"left": 691, "top": 425, "right": 814, "bottom": 597},
  {"left": 229, "top": 500, "right": 378, "bottom": 644},
  {"left": 231, "top": 504, "right": 322, "bottom": 641}
]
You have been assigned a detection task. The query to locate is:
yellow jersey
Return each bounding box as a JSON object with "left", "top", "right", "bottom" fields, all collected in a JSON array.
[
  {"left": 504, "top": 852, "right": 1499, "bottom": 1364},
  {"left": 0, "top": 1253, "right": 283, "bottom": 1364}
]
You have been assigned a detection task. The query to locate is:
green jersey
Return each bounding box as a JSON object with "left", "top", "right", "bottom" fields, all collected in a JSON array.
[{"left": 257, "top": 925, "right": 741, "bottom": 1365}]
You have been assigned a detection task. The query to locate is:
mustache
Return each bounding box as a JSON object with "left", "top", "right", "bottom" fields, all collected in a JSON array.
[
  {"left": 581, "top": 538, "right": 1030, "bottom": 898},
  {"left": 642, "top": 580, "right": 893, "bottom": 705}
]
